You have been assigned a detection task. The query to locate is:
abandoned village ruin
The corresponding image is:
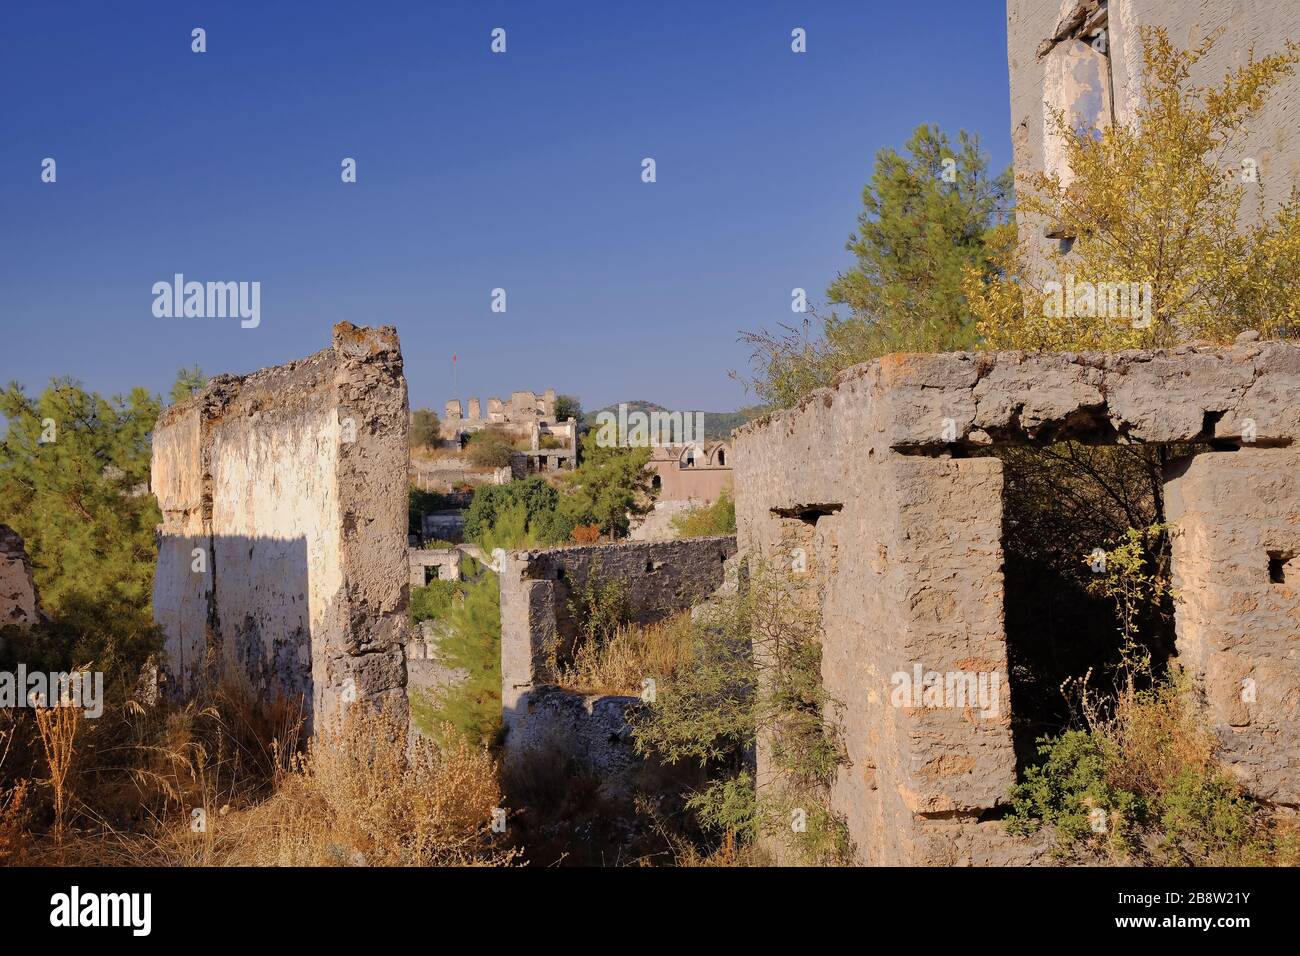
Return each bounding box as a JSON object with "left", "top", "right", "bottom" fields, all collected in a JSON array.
[
  {"left": 141, "top": 0, "right": 1300, "bottom": 865},
  {"left": 151, "top": 323, "right": 410, "bottom": 730}
]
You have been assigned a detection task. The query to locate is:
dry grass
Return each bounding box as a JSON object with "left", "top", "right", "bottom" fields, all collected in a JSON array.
[
  {"left": 557, "top": 613, "right": 694, "bottom": 696},
  {"left": 0, "top": 778, "right": 31, "bottom": 865},
  {"left": 8, "top": 676, "right": 515, "bottom": 867},
  {"left": 34, "top": 702, "right": 80, "bottom": 842},
  {"left": 1104, "top": 677, "right": 1216, "bottom": 799},
  {"left": 198, "top": 707, "right": 515, "bottom": 866}
]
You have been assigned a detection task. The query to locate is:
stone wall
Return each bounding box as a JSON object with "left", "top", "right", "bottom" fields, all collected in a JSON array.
[
  {"left": 647, "top": 441, "right": 734, "bottom": 503},
  {"left": 0, "top": 525, "right": 40, "bottom": 632},
  {"left": 410, "top": 548, "right": 461, "bottom": 588},
  {"left": 731, "top": 341, "right": 1300, "bottom": 864},
  {"left": 152, "top": 322, "right": 410, "bottom": 731},
  {"left": 499, "top": 536, "right": 737, "bottom": 724},
  {"left": 1164, "top": 448, "right": 1300, "bottom": 805},
  {"left": 1007, "top": 0, "right": 1300, "bottom": 262}
]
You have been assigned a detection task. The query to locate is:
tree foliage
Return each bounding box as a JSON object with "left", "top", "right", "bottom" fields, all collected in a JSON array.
[
  {"left": 552, "top": 394, "right": 582, "bottom": 422},
  {"left": 968, "top": 27, "right": 1300, "bottom": 350},
  {"left": 0, "top": 377, "right": 171, "bottom": 687},
  {"left": 428, "top": 570, "right": 502, "bottom": 748},
  {"left": 555, "top": 435, "right": 653, "bottom": 541},
  {"left": 169, "top": 365, "right": 207, "bottom": 405},
  {"left": 741, "top": 124, "right": 1011, "bottom": 407},
  {"left": 462, "top": 477, "right": 560, "bottom": 544},
  {"left": 0, "top": 379, "right": 160, "bottom": 613},
  {"left": 410, "top": 407, "right": 441, "bottom": 449}
]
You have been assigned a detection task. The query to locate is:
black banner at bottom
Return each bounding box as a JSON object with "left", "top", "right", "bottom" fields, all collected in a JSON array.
[{"left": 0, "top": 864, "right": 1290, "bottom": 942}]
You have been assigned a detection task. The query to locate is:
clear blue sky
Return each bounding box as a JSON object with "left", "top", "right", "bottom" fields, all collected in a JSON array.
[{"left": 0, "top": 0, "right": 1012, "bottom": 414}]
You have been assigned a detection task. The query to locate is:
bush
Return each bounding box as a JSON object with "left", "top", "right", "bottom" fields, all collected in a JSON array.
[
  {"left": 670, "top": 489, "right": 736, "bottom": 538},
  {"left": 1006, "top": 655, "right": 1287, "bottom": 864},
  {"left": 410, "top": 579, "right": 464, "bottom": 624},
  {"left": 463, "top": 478, "right": 560, "bottom": 544},
  {"left": 631, "top": 560, "right": 851, "bottom": 865},
  {"left": 465, "top": 428, "right": 515, "bottom": 468},
  {"left": 410, "top": 408, "right": 441, "bottom": 449},
  {"left": 565, "top": 561, "right": 629, "bottom": 650}
]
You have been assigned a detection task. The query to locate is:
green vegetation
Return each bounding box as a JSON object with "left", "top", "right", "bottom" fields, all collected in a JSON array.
[
  {"left": 670, "top": 489, "right": 736, "bottom": 538},
  {"left": 410, "top": 407, "right": 441, "bottom": 449},
  {"left": 969, "top": 27, "right": 1300, "bottom": 350},
  {"left": 562, "top": 560, "right": 628, "bottom": 659},
  {"left": 0, "top": 377, "right": 174, "bottom": 689},
  {"left": 1005, "top": 529, "right": 1299, "bottom": 865},
  {"left": 740, "top": 123, "right": 1011, "bottom": 408},
  {"left": 557, "top": 435, "right": 654, "bottom": 541},
  {"left": 463, "top": 477, "right": 561, "bottom": 544},
  {"left": 425, "top": 569, "right": 502, "bottom": 748},
  {"left": 632, "top": 559, "right": 851, "bottom": 864},
  {"left": 169, "top": 364, "right": 207, "bottom": 404},
  {"left": 463, "top": 432, "right": 656, "bottom": 546},
  {"left": 410, "top": 579, "right": 465, "bottom": 625},
  {"left": 553, "top": 394, "right": 582, "bottom": 423},
  {"left": 465, "top": 427, "right": 514, "bottom": 468}
]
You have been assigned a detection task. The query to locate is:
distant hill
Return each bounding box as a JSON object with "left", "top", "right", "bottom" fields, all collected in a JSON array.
[{"left": 583, "top": 401, "right": 765, "bottom": 442}]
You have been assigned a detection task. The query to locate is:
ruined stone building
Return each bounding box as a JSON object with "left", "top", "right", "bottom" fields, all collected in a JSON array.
[
  {"left": 1008, "top": 0, "right": 1300, "bottom": 256},
  {"left": 646, "top": 441, "right": 733, "bottom": 503},
  {"left": 151, "top": 323, "right": 410, "bottom": 730},
  {"left": 732, "top": 342, "right": 1299, "bottom": 864},
  {"left": 498, "top": 536, "right": 737, "bottom": 720},
  {"left": 442, "top": 388, "right": 578, "bottom": 474},
  {"left": 145, "top": 323, "right": 1299, "bottom": 867}
]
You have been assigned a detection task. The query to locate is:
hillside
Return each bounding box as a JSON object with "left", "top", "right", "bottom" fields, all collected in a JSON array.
[{"left": 582, "top": 401, "right": 765, "bottom": 442}]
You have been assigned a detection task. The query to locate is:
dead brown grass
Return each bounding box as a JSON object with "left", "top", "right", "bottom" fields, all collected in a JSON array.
[
  {"left": 557, "top": 613, "right": 694, "bottom": 696},
  {"left": 10, "top": 676, "right": 515, "bottom": 867},
  {"left": 213, "top": 707, "right": 515, "bottom": 866}
]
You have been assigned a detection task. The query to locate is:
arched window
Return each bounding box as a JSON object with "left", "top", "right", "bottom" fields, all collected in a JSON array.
[{"left": 716, "top": 449, "right": 726, "bottom": 467}]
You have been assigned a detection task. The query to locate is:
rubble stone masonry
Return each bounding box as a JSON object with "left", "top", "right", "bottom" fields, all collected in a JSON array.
[
  {"left": 151, "top": 323, "right": 410, "bottom": 731},
  {"left": 732, "top": 341, "right": 1300, "bottom": 864}
]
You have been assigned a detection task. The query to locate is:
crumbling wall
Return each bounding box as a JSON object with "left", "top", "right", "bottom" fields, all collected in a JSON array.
[
  {"left": 732, "top": 341, "right": 1300, "bottom": 863},
  {"left": 152, "top": 323, "right": 409, "bottom": 731},
  {"left": 499, "top": 536, "right": 737, "bottom": 724},
  {"left": 409, "top": 548, "right": 461, "bottom": 587},
  {"left": 0, "top": 525, "right": 40, "bottom": 631},
  {"left": 1164, "top": 447, "right": 1300, "bottom": 805}
]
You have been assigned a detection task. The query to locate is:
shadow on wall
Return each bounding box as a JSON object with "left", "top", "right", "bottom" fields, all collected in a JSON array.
[{"left": 155, "top": 532, "right": 318, "bottom": 727}]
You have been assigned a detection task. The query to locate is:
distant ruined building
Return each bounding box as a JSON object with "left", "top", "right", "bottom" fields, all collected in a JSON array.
[
  {"left": 442, "top": 388, "right": 577, "bottom": 474},
  {"left": 646, "top": 441, "right": 732, "bottom": 502}
]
